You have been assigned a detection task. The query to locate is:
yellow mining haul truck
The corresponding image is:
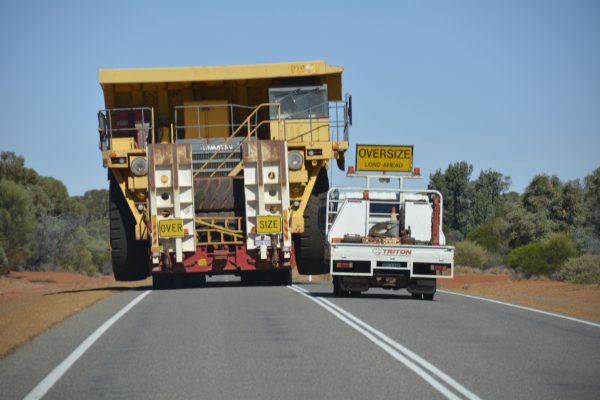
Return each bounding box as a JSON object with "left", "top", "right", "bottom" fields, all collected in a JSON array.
[{"left": 97, "top": 61, "right": 350, "bottom": 286}]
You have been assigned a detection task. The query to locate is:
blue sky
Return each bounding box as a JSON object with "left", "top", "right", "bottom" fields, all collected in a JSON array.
[{"left": 1, "top": 0, "right": 598, "bottom": 195}]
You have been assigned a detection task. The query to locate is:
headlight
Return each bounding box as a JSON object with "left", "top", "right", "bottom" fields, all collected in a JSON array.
[
  {"left": 288, "top": 151, "right": 304, "bottom": 171},
  {"left": 130, "top": 157, "right": 148, "bottom": 176}
]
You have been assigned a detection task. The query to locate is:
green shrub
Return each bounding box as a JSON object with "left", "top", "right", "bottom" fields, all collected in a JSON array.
[
  {"left": 508, "top": 233, "right": 576, "bottom": 278},
  {"left": 468, "top": 221, "right": 504, "bottom": 252},
  {"left": 508, "top": 242, "right": 548, "bottom": 277},
  {"left": 454, "top": 240, "right": 487, "bottom": 269},
  {"left": 559, "top": 255, "right": 600, "bottom": 284},
  {"left": 483, "top": 251, "right": 506, "bottom": 269}
]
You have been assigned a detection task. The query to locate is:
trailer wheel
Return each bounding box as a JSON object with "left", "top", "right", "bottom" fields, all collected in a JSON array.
[
  {"left": 240, "top": 272, "right": 256, "bottom": 286},
  {"left": 278, "top": 269, "right": 292, "bottom": 286},
  {"left": 295, "top": 170, "right": 329, "bottom": 275},
  {"left": 411, "top": 293, "right": 423, "bottom": 300},
  {"left": 152, "top": 274, "right": 171, "bottom": 290},
  {"left": 424, "top": 293, "right": 434, "bottom": 301},
  {"left": 109, "top": 175, "right": 149, "bottom": 281}
]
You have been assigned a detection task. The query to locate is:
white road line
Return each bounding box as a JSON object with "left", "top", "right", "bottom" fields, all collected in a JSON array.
[
  {"left": 438, "top": 290, "right": 600, "bottom": 329},
  {"left": 289, "top": 285, "right": 481, "bottom": 400},
  {"left": 23, "top": 290, "right": 152, "bottom": 400}
]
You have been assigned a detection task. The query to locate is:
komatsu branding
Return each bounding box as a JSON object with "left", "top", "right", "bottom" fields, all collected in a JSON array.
[{"left": 198, "top": 144, "right": 235, "bottom": 151}]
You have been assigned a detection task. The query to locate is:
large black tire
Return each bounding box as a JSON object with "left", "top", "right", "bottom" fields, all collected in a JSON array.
[
  {"left": 109, "top": 175, "right": 149, "bottom": 281},
  {"left": 294, "top": 170, "right": 329, "bottom": 275},
  {"left": 333, "top": 276, "right": 342, "bottom": 296}
]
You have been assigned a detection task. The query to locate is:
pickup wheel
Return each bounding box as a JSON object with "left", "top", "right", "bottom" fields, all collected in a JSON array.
[
  {"left": 411, "top": 293, "right": 423, "bottom": 300},
  {"left": 109, "top": 175, "right": 149, "bottom": 281},
  {"left": 424, "top": 293, "right": 435, "bottom": 301},
  {"left": 295, "top": 170, "right": 329, "bottom": 275},
  {"left": 333, "top": 276, "right": 341, "bottom": 296},
  {"left": 240, "top": 272, "right": 256, "bottom": 286}
]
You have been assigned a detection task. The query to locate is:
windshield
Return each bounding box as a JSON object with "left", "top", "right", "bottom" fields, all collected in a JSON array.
[{"left": 269, "top": 85, "right": 328, "bottom": 119}]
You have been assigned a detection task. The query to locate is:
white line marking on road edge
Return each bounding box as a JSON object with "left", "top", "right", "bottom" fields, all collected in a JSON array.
[
  {"left": 23, "top": 290, "right": 152, "bottom": 400},
  {"left": 289, "top": 285, "right": 481, "bottom": 400},
  {"left": 438, "top": 290, "right": 600, "bottom": 329}
]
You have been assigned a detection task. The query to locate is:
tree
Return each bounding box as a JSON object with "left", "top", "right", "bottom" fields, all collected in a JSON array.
[
  {"left": 499, "top": 199, "right": 551, "bottom": 248},
  {"left": 428, "top": 161, "right": 474, "bottom": 237},
  {"left": 429, "top": 162, "right": 509, "bottom": 237},
  {"left": 523, "top": 174, "right": 558, "bottom": 214},
  {"left": 0, "top": 151, "right": 38, "bottom": 185},
  {"left": 0, "top": 179, "right": 37, "bottom": 270},
  {"left": 522, "top": 174, "right": 585, "bottom": 234},
  {"left": 472, "top": 169, "right": 511, "bottom": 227},
  {"left": 467, "top": 220, "right": 505, "bottom": 253},
  {"left": 558, "top": 180, "right": 583, "bottom": 228},
  {"left": 0, "top": 152, "right": 115, "bottom": 276},
  {"left": 31, "top": 176, "right": 72, "bottom": 217},
  {"left": 71, "top": 189, "right": 109, "bottom": 222},
  {"left": 584, "top": 167, "right": 600, "bottom": 236}
]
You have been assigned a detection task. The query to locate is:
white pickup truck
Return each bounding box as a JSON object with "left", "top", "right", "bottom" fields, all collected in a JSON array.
[{"left": 325, "top": 177, "right": 454, "bottom": 299}]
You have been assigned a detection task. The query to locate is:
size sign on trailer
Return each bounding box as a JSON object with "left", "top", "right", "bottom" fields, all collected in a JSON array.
[
  {"left": 256, "top": 216, "right": 282, "bottom": 234},
  {"left": 355, "top": 144, "right": 413, "bottom": 172},
  {"left": 158, "top": 219, "right": 184, "bottom": 238}
]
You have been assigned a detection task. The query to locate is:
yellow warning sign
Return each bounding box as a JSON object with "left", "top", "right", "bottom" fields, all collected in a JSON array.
[
  {"left": 355, "top": 144, "right": 413, "bottom": 172},
  {"left": 256, "top": 215, "right": 282, "bottom": 234}
]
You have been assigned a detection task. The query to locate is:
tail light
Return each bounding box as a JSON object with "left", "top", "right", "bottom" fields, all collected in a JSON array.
[{"left": 337, "top": 261, "right": 353, "bottom": 269}]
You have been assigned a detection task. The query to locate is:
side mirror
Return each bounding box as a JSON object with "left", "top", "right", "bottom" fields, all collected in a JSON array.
[{"left": 348, "top": 95, "right": 353, "bottom": 126}]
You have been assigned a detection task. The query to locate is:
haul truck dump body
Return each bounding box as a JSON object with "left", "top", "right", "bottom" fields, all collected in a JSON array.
[
  {"left": 325, "top": 173, "right": 454, "bottom": 299},
  {"left": 97, "top": 61, "right": 350, "bottom": 287}
]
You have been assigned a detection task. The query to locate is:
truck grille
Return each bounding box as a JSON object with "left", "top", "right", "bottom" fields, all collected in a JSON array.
[{"left": 179, "top": 137, "right": 249, "bottom": 177}]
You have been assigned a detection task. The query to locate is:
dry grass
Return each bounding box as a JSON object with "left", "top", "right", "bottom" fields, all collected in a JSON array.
[
  {"left": 439, "top": 272, "right": 600, "bottom": 322},
  {"left": 0, "top": 271, "right": 149, "bottom": 358}
]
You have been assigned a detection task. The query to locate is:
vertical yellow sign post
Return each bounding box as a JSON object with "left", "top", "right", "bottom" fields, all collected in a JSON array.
[{"left": 355, "top": 144, "right": 413, "bottom": 173}]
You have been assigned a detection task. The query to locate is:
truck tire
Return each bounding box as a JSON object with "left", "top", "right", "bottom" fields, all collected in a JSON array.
[
  {"left": 295, "top": 170, "right": 329, "bottom": 275},
  {"left": 109, "top": 175, "right": 149, "bottom": 281}
]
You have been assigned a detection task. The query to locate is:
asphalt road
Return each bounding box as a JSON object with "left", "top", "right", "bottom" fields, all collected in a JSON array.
[{"left": 2, "top": 278, "right": 599, "bottom": 400}]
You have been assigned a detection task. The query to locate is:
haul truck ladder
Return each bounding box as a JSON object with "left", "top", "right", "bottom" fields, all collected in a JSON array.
[{"left": 181, "top": 103, "right": 281, "bottom": 178}]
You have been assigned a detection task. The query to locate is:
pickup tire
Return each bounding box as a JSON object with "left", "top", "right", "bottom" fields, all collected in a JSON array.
[
  {"left": 295, "top": 170, "right": 329, "bottom": 275},
  {"left": 109, "top": 175, "right": 149, "bottom": 281},
  {"left": 333, "top": 276, "right": 342, "bottom": 296}
]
